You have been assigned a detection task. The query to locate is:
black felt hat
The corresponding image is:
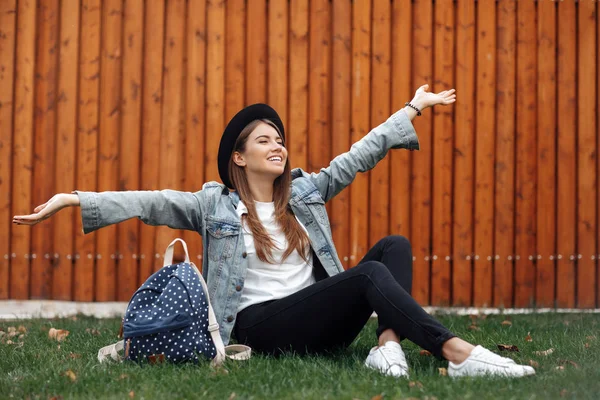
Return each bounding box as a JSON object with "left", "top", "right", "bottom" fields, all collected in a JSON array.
[{"left": 218, "top": 103, "right": 285, "bottom": 189}]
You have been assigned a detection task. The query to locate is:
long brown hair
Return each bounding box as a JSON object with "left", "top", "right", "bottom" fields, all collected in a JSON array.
[{"left": 228, "top": 119, "right": 310, "bottom": 263}]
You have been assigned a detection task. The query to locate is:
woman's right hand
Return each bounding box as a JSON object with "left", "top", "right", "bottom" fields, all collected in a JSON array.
[{"left": 13, "top": 193, "right": 79, "bottom": 226}]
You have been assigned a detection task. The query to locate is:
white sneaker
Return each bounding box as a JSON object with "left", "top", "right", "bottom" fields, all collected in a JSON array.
[
  {"left": 364, "top": 341, "right": 409, "bottom": 378},
  {"left": 448, "top": 345, "right": 536, "bottom": 378}
]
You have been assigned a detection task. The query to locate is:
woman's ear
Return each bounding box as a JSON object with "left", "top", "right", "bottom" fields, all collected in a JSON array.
[{"left": 232, "top": 151, "right": 246, "bottom": 167}]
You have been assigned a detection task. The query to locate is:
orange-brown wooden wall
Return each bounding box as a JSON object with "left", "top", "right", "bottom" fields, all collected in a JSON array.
[{"left": 0, "top": 0, "right": 598, "bottom": 307}]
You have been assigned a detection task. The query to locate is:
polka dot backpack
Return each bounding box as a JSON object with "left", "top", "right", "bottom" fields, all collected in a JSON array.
[{"left": 97, "top": 238, "right": 251, "bottom": 366}]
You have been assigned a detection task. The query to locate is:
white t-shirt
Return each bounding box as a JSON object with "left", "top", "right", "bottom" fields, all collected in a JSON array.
[{"left": 236, "top": 200, "right": 315, "bottom": 313}]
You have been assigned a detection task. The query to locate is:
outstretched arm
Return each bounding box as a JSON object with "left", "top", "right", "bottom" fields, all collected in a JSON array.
[
  {"left": 308, "top": 84, "right": 455, "bottom": 202},
  {"left": 13, "top": 189, "right": 205, "bottom": 234}
]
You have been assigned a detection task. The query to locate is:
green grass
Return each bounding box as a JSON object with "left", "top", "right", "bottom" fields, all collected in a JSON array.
[{"left": 1, "top": 313, "right": 599, "bottom": 400}]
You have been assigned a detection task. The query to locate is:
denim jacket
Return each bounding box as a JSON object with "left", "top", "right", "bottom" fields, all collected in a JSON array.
[{"left": 75, "top": 109, "right": 419, "bottom": 345}]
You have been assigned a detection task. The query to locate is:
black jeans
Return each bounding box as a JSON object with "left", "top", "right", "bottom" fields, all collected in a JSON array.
[{"left": 233, "top": 236, "right": 456, "bottom": 359}]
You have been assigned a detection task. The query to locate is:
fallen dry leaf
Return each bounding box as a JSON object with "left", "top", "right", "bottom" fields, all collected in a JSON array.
[
  {"left": 558, "top": 359, "right": 580, "bottom": 369},
  {"left": 228, "top": 393, "right": 237, "bottom": 400},
  {"left": 419, "top": 350, "right": 432, "bottom": 356},
  {"left": 8, "top": 331, "right": 18, "bottom": 338},
  {"left": 117, "top": 374, "right": 129, "bottom": 381},
  {"left": 85, "top": 328, "right": 101, "bottom": 336},
  {"left": 555, "top": 365, "right": 565, "bottom": 371},
  {"left": 62, "top": 369, "right": 77, "bottom": 382},
  {"left": 68, "top": 353, "right": 81, "bottom": 360},
  {"left": 6, "top": 340, "right": 13, "bottom": 345},
  {"left": 48, "top": 396, "right": 64, "bottom": 400},
  {"left": 409, "top": 381, "right": 423, "bottom": 388},
  {"left": 560, "top": 389, "right": 568, "bottom": 397},
  {"left": 501, "top": 320, "right": 512, "bottom": 326},
  {"left": 48, "top": 328, "right": 70, "bottom": 342},
  {"left": 586, "top": 335, "right": 596, "bottom": 340},
  {"left": 18, "top": 326, "right": 27, "bottom": 333},
  {"left": 497, "top": 344, "right": 519, "bottom": 352},
  {"left": 129, "top": 391, "right": 135, "bottom": 399},
  {"left": 525, "top": 332, "right": 533, "bottom": 342},
  {"left": 147, "top": 354, "right": 165, "bottom": 365},
  {"left": 468, "top": 324, "right": 480, "bottom": 331},
  {"left": 528, "top": 360, "right": 539, "bottom": 368},
  {"left": 584, "top": 343, "right": 590, "bottom": 349},
  {"left": 533, "top": 348, "right": 554, "bottom": 356},
  {"left": 370, "top": 395, "right": 383, "bottom": 400},
  {"left": 438, "top": 367, "right": 448, "bottom": 376},
  {"left": 7, "top": 327, "right": 16, "bottom": 333}
]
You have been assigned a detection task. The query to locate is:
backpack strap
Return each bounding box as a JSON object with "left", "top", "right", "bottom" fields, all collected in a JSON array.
[
  {"left": 192, "top": 262, "right": 252, "bottom": 367},
  {"left": 163, "top": 238, "right": 191, "bottom": 267},
  {"left": 98, "top": 340, "right": 124, "bottom": 363}
]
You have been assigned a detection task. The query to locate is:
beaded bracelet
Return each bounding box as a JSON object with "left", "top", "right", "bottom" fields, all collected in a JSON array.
[{"left": 404, "top": 102, "right": 422, "bottom": 116}]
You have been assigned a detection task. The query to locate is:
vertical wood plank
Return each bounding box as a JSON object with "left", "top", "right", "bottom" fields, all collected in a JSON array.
[
  {"left": 494, "top": 0, "right": 516, "bottom": 307},
  {"left": 514, "top": 0, "right": 537, "bottom": 307},
  {"left": 473, "top": 0, "right": 496, "bottom": 307},
  {"left": 225, "top": 0, "right": 245, "bottom": 120},
  {"left": 535, "top": 0, "right": 557, "bottom": 307},
  {"left": 452, "top": 0, "right": 475, "bottom": 306},
  {"left": 390, "top": 0, "right": 412, "bottom": 242},
  {"left": 576, "top": 0, "right": 597, "bottom": 308},
  {"left": 598, "top": 0, "right": 600, "bottom": 309},
  {"left": 95, "top": 0, "right": 123, "bottom": 301},
  {"left": 288, "top": 0, "right": 308, "bottom": 171},
  {"left": 155, "top": 0, "right": 186, "bottom": 261},
  {"left": 138, "top": 0, "right": 164, "bottom": 284},
  {"left": 205, "top": 0, "right": 226, "bottom": 182},
  {"left": 30, "top": 0, "right": 59, "bottom": 299},
  {"left": 431, "top": 0, "right": 454, "bottom": 306},
  {"left": 117, "top": 0, "right": 143, "bottom": 300},
  {"left": 0, "top": 0, "right": 17, "bottom": 299},
  {"left": 308, "top": 0, "right": 330, "bottom": 175},
  {"left": 246, "top": 0, "right": 267, "bottom": 104},
  {"left": 74, "top": 0, "right": 100, "bottom": 301},
  {"left": 268, "top": 0, "right": 288, "bottom": 125},
  {"left": 556, "top": 0, "right": 576, "bottom": 308},
  {"left": 53, "top": 0, "right": 80, "bottom": 300},
  {"left": 368, "top": 0, "right": 390, "bottom": 247},
  {"left": 411, "top": 0, "right": 432, "bottom": 304},
  {"left": 331, "top": 0, "right": 351, "bottom": 268},
  {"left": 350, "top": 0, "right": 370, "bottom": 266},
  {"left": 183, "top": 0, "right": 207, "bottom": 269}
]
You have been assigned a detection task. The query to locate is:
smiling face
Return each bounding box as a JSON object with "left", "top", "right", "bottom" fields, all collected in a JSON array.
[{"left": 232, "top": 121, "right": 288, "bottom": 183}]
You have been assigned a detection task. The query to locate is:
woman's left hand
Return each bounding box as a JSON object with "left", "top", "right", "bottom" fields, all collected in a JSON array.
[{"left": 411, "top": 84, "right": 456, "bottom": 110}]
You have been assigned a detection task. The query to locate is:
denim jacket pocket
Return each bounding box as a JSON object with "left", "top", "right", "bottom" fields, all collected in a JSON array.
[
  {"left": 303, "top": 190, "right": 328, "bottom": 225},
  {"left": 205, "top": 217, "right": 241, "bottom": 262}
]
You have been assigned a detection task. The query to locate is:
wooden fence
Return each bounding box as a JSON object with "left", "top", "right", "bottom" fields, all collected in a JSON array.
[{"left": 0, "top": 0, "right": 598, "bottom": 308}]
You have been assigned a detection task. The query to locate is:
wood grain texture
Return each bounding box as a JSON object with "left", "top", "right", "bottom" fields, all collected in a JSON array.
[
  {"left": 225, "top": 0, "right": 245, "bottom": 120},
  {"left": 514, "top": 0, "right": 537, "bottom": 308},
  {"left": 0, "top": 0, "right": 17, "bottom": 299},
  {"left": 411, "top": 0, "right": 433, "bottom": 304},
  {"left": 246, "top": 0, "right": 267, "bottom": 104},
  {"left": 183, "top": 0, "right": 207, "bottom": 271},
  {"left": 431, "top": 0, "right": 454, "bottom": 306},
  {"left": 369, "top": 0, "right": 391, "bottom": 248},
  {"left": 53, "top": 0, "right": 80, "bottom": 300},
  {"left": 117, "top": 0, "right": 144, "bottom": 300},
  {"left": 288, "top": 0, "right": 309, "bottom": 171},
  {"left": 493, "top": 0, "right": 516, "bottom": 308},
  {"left": 555, "top": 0, "right": 576, "bottom": 308},
  {"left": 331, "top": 0, "right": 351, "bottom": 269},
  {"left": 95, "top": 0, "right": 122, "bottom": 301},
  {"left": 473, "top": 0, "right": 496, "bottom": 307},
  {"left": 74, "top": 0, "right": 100, "bottom": 301},
  {"left": 390, "top": 0, "right": 412, "bottom": 243},
  {"left": 155, "top": 0, "right": 186, "bottom": 265},
  {"left": 576, "top": 0, "right": 597, "bottom": 308},
  {"left": 268, "top": 0, "right": 288, "bottom": 125},
  {"left": 138, "top": 0, "right": 164, "bottom": 284},
  {"left": 452, "top": 0, "right": 475, "bottom": 306},
  {"left": 350, "top": 0, "right": 371, "bottom": 266},
  {"left": 535, "top": 0, "right": 557, "bottom": 307}
]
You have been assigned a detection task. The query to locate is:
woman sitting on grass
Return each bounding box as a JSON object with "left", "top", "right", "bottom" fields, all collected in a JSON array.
[{"left": 14, "top": 84, "right": 534, "bottom": 378}]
